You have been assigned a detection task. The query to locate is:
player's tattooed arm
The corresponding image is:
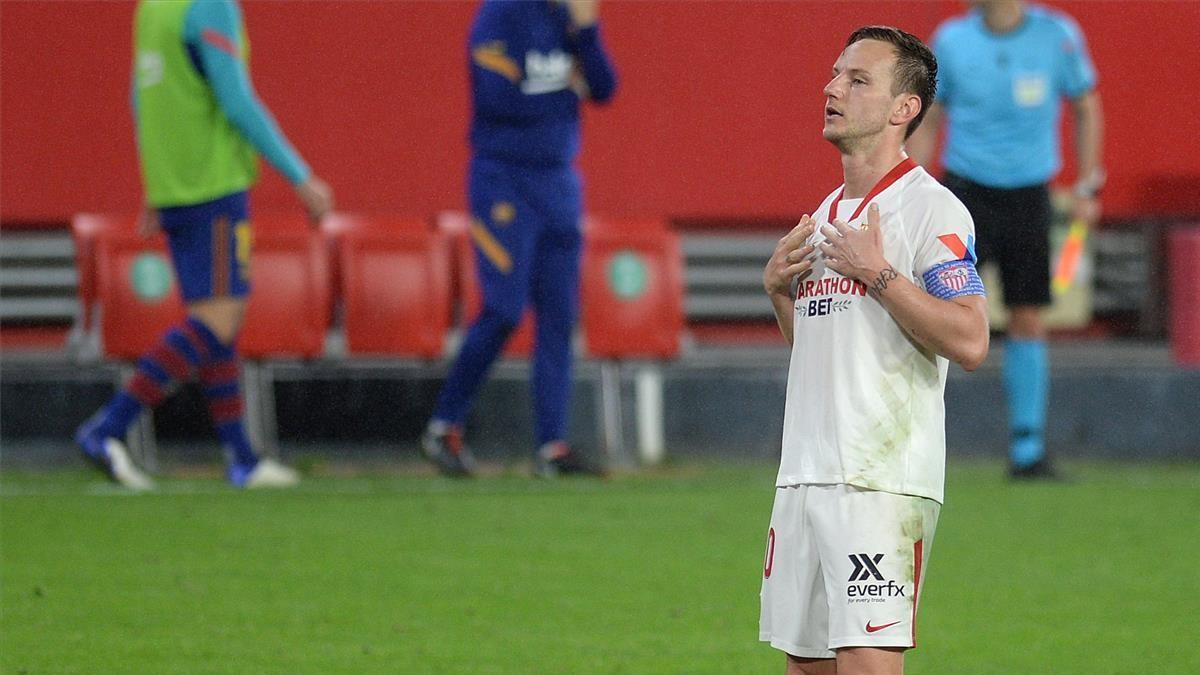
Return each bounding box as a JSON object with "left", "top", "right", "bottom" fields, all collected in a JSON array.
[
  {"left": 821, "top": 203, "right": 989, "bottom": 370},
  {"left": 867, "top": 266, "right": 900, "bottom": 299}
]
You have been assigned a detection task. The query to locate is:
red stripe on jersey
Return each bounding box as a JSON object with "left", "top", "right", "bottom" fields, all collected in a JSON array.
[
  {"left": 827, "top": 157, "right": 918, "bottom": 224},
  {"left": 938, "top": 234, "right": 968, "bottom": 260},
  {"left": 201, "top": 29, "right": 238, "bottom": 57}
]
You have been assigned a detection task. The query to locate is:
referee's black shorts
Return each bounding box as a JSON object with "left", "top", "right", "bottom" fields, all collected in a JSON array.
[{"left": 941, "top": 171, "right": 1053, "bottom": 307}]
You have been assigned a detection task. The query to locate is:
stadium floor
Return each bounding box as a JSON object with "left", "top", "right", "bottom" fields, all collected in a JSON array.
[{"left": 2, "top": 459, "right": 1198, "bottom": 674}]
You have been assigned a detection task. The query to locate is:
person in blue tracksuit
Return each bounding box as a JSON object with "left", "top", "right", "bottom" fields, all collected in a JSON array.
[
  {"left": 909, "top": 0, "right": 1104, "bottom": 480},
  {"left": 421, "top": 0, "right": 617, "bottom": 477}
]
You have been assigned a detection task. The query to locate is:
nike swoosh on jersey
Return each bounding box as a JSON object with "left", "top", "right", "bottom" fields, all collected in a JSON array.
[{"left": 865, "top": 620, "right": 902, "bottom": 633}]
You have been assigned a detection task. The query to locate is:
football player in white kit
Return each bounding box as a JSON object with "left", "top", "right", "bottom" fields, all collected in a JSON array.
[{"left": 759, "top": 26, "right": 990, "bottom": 675}]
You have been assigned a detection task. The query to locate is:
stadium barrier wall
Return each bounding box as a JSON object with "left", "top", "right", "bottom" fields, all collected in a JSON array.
[{"left": 3, "top": 1, "right": 1199, "bottom": 226}]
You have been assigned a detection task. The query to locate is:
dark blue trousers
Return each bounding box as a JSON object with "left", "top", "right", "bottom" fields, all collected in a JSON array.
[{"left": 432, "top": 157, "right": 582, "bottom": 447}]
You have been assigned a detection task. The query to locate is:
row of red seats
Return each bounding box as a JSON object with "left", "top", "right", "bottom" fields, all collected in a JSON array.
[{"left": 71, "top": 212, "right": 684, "bottom": 362}]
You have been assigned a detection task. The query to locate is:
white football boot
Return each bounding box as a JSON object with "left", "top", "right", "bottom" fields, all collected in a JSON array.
[{"left": 241, "top": 458, "right": 301, "bottom": 489}]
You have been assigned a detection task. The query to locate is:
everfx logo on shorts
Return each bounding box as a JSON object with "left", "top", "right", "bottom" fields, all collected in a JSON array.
[
  {"left": 848, "top": 553, "right": 885, "bottom": 581},
  {"left": 847, "top": 553, "right": 905, "bottom": 602}
]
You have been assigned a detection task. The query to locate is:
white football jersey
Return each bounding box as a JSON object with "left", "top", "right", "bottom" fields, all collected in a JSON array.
[{"left": 776, "top": 160, "right": 979, "bottom": 504}]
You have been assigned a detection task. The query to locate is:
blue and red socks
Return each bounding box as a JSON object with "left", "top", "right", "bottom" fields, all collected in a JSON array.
[
  {"left": 91, "top": 316, "right": 213, "bottom": 441},
  {"left": 1003, "top": 338, "right": 1049, "bottom": 468},
  {"left": 198, "top": 341, "right": 258, "bottom": 469},
  {"left": 88, "top": 315, "right": 258, "bottom": 470}
]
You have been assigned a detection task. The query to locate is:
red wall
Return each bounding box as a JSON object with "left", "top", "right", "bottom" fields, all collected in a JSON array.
[{"left": 3, "top": 1, "right": 1198, "bottom": 225}]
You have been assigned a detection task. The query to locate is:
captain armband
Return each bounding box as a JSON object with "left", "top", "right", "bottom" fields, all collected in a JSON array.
[{"left": 921, "top": 259, "right": 985, "bottom": 300}]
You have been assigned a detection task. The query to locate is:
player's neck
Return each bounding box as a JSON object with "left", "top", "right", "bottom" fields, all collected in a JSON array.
[
  {"left": 982, "top": 1, "right": 1025, "bottom": 34},
  {"left": 840, "top": 141, "right": 908, "bottom": 200}
]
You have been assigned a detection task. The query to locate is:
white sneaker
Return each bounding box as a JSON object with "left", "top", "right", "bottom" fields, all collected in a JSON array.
[
  {"left": 242, "top": 458, "right": 300, "bottom": 489},
  {"left": 104, "top": 439, "right": 156, "bottom": 491}
]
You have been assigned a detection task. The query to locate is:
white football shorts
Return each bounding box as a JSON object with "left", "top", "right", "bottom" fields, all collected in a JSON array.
[{"left": 759, "top": 483, "right": 940, "bottom": 658}]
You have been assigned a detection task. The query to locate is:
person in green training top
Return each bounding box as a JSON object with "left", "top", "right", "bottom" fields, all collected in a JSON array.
[{"left": 75, "top": 0, "right": 333, "bottom": 489}]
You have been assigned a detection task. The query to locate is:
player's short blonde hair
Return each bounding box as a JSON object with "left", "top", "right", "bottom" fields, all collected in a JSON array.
[{"left": 846, "top": 26, "right": 938, "bottom": 139}]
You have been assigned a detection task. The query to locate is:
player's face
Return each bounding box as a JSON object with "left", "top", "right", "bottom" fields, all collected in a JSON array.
[{"left": 822, "top": 40, "right": 900, "bottom": 147}]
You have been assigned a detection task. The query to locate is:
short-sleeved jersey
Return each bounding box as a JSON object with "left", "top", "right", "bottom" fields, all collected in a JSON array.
[
  {"left": 776, "top": 161, "right": 980, "bottom": 504},
  {"left": 932, "top": 5, "right": 1097, "bottom": 188}
]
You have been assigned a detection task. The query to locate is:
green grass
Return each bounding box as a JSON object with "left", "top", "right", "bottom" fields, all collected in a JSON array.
[{"left": 2, "top": 460, "right": 1199, "bottom": 674}]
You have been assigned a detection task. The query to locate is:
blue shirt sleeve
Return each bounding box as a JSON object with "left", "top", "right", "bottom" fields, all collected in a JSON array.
[
  {"left": 184, "top": 0, "right": 310, "bottom": 185},
  {"left": 1054, "top": 15, "right": 1097, "bottom": 98},
  {"left": 572, "top": 25, "right": 617, "bottom": 103}
]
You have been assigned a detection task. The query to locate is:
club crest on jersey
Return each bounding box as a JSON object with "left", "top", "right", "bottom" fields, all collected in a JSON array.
[
  {"left": 922, "top": 259, "right": 986, "bottom": 300},
  {"left": 936, "top": 265, "right": 970, "bottom": 292}
]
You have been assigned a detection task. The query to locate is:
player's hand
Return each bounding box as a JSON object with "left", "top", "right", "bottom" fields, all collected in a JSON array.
[
  {"left": 1072, "top": 194, "right": 1101, "bottom": 226},
  {"left": 818, "top": 203, "right": 889, "bottom": 283},
  {"left": 296, "top": 175, "right": 334, "bottom": 226},
  {"left": 565, "top": 0, "right": 599, "bottom": 28},
  {"left": 569, "top": 66, "right": 591, "bottom": 99},
  {"left": 764, "top": 215, "right": 817, "bottom": 298},
  {"left": 136, "top": 203, "right": 161, "bottom": 239}
]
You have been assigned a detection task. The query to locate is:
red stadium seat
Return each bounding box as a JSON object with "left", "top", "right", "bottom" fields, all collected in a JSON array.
[
  {"left": 581, "top": 219, "right": 684, "bottom": 358},
  {"left": 340, "top": 217, "right": 452, "bottom": 357},
  {"left": 238, "top": 222, "right": 331, "bottom": 359},
  {"left": 72, "top": 213, "right": 136, "bottom": 331},
  {"left": 320, "top": 213, "right": 426, "bottom": 324},
  {"left": 94, "top": 228, "right": 186, "bottom": 359},
  {"left": 437, "top": 211, "right": 534, "bottom": 357}
]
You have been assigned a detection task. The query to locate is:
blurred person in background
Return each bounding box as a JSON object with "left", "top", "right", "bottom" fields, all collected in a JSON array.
[
  {"left": 419, "top": 0, "right": 617, "bottom": 478},
  {"left": 75, "top": 0, "right": 333, "bottom": 489},
  {"left": 908, "top": 0, "right": 1104, "bottom": 480},
  {"left": 760, "top": 26, "right": 988, "bottom": 674}
]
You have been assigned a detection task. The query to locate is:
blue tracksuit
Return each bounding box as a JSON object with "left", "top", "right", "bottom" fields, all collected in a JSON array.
[{"left": 432, "top": 0, "right": 617, "bottom": 447}]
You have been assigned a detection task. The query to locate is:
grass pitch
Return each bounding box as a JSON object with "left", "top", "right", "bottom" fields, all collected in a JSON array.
[{"left": 2, "top": 460, "right": 1199, "bottom": 674}]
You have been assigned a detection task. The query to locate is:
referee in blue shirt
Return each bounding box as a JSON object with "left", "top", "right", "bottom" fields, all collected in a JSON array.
[{"left": 910, "top": 0, "right": 1104, "bottom": 479}]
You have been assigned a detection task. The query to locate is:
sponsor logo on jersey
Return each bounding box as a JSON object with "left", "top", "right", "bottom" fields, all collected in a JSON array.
[
  {"left": 797, "top": 275, "right": 869, "bottom": 299},
  {"left": 797, "top": 298, "right": 852, "bottom": 318},
  {"left": 847, "top": 553, "right": 906, "bottom": 603},
  {"left": 865, "top": 619, "right": 902, "bottom": 633},
  {"left": 795, "top": 274, "right": 866, "bottom": 319},
  {"left": 522, "top": 49, "right": 574, "bottom": 95}
]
